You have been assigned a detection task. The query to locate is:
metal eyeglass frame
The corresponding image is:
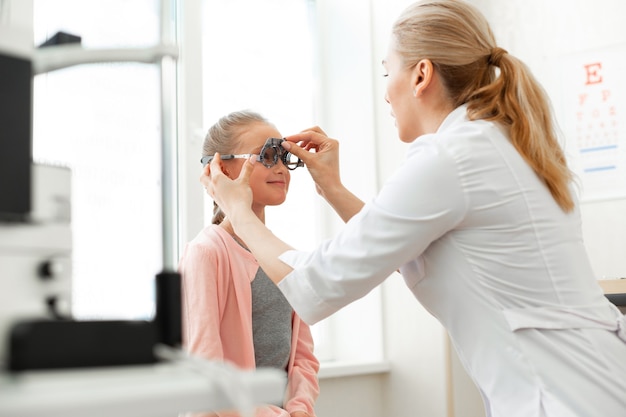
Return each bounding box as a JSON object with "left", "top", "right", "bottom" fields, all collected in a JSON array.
[{"left": 200, "top": 137, "right": 304, "bottom": 170}]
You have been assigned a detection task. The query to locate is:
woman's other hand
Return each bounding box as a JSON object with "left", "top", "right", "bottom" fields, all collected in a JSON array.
[{"left": 199, "top": 153, "right": 255, "bottom": 223}]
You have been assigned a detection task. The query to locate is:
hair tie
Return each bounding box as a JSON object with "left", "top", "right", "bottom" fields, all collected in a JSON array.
[{"left": 488, "top": 47, "right": 507, "bottom": 66}]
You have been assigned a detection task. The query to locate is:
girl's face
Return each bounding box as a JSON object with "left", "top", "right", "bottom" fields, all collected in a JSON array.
[
  {"left": 226, "top": 122, "right": 290, "bottom": 214},
  {"left": 382, "top": 41, "right": 422, "bottom": 143}
]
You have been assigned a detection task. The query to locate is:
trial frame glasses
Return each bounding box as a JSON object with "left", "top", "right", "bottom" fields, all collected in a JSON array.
[{"left": 200, "top": 137, "right": 304, "bottom": 170}]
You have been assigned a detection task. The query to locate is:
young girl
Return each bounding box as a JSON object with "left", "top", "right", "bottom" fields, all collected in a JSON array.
[{"left": 179, "top": 110, "right": 319, "bottom": 417}]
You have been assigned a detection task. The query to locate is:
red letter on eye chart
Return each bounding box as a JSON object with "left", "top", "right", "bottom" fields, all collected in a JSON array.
[{"left": 584, "top": 62, "right": 603, "bottom": 85}]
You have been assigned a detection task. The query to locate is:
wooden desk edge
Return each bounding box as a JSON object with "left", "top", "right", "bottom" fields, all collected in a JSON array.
[{"left": 598, "top": 279, "right": 626, "bottom": 294}]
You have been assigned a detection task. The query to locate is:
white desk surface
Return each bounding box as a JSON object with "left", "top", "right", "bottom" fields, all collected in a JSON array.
[{"left": 0, "top": 361, "right": 285, "bottom": 417}]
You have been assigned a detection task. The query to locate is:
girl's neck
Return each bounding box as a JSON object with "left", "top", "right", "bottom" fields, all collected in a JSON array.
[
  {"left": 220, "top": 219, "right": 246, "bottom": 249},
  {"left": 220, "top": 211, "right": 264, "bottom": 249}
]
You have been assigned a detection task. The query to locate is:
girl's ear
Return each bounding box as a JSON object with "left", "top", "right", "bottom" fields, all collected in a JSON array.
[
  {"left": 411, "top": 58, "right": 434, "bottom": 97},
  {"left": 215, "top": 158, "right": 230, "bottom": 178}
]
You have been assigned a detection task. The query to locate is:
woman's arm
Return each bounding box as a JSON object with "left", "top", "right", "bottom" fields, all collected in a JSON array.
[{"left": 201, "top": 156, "right": 294, "bottom": 285}]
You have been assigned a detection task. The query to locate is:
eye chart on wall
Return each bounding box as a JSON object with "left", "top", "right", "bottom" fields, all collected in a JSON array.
[{"left": 558, "top": 44, "right": 626, "bottom": 202}]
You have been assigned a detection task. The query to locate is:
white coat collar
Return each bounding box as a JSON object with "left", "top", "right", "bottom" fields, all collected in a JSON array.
[{"left": 436, "top": 104, "right": 469, "bottom": 134}]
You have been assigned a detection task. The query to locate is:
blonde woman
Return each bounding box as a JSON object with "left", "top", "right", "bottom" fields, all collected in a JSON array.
[{"left": 202, "top": 2, "right": 626, "bottom": 417}]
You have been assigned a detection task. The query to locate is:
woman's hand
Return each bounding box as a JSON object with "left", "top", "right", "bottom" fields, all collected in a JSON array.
[
  {"left": 199, "top": 153, "right": 255, "bottom": 224},
  {"left": 284, "top": 127, "right": 365, "bottom": 223},
  {"left": 283, "top": 126, "right": 341, "bottom": 198}
]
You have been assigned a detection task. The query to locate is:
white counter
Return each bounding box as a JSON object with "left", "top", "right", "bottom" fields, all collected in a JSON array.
[{"left": 0, "top": 360, "right": 285, "bottom": 417}]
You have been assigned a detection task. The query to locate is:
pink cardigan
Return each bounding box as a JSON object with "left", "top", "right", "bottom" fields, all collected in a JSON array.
[{"left": 179, "top": 225, "right": 319, "bottom": 417}]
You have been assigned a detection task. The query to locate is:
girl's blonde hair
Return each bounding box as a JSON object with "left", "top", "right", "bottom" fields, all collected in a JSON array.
[
  {"left": 202, "top": 110, "right": 272, "bottom": 224},
  {"left": 393, "top": 0, "right": 574, "bottom": 212}
]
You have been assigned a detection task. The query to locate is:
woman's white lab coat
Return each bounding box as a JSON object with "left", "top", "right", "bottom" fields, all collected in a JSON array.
[{"left": 277, "top": 105, "right": 626, "bottom": 417}]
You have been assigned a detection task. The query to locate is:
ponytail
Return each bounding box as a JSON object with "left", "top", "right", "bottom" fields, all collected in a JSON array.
[
  {"left": 465, "top": 49, "right": 574, "bottom": 212},
  {"left": 212, "top": 201, "right": 225, "bottom": 225}
]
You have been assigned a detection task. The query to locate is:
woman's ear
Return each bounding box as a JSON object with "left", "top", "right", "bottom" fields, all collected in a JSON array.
[{"left": 411, "top": 59, "right": 434, "bottom": 97}]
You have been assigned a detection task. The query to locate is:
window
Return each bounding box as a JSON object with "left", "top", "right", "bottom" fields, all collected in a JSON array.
[{"left": 33, "top": 0, "right": 163, "bottom": 320}]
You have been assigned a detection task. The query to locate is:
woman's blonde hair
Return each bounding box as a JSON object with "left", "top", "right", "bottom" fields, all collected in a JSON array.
[
  {"left": 202, "top": 110, "right": 272, "bottom": 224},
  {"left": 392, "top": 0, "right": 574, "bottom": 212}
]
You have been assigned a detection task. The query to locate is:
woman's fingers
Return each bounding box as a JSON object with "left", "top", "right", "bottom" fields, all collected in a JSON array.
[
  {"left": 284, "top": 127, "right": 328, "bottom": 150},
  {"left": 301, "top": 126, "right": 327, "bottom": 136},
  {"left": 237, "top": 155, "right": 256, "bottom": 184},
  {"left": 199, "top": 159, "right": 213, "bottom": 190}
]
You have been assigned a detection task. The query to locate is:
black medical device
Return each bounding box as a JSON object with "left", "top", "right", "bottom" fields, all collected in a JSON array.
[{"left": 0, "top": 50, "right": 32, "bottom": 221}]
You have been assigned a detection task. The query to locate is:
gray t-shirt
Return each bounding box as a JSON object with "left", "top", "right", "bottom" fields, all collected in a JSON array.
[{"left": 251, "top": 267, "right": 293, "bottom": 370}]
